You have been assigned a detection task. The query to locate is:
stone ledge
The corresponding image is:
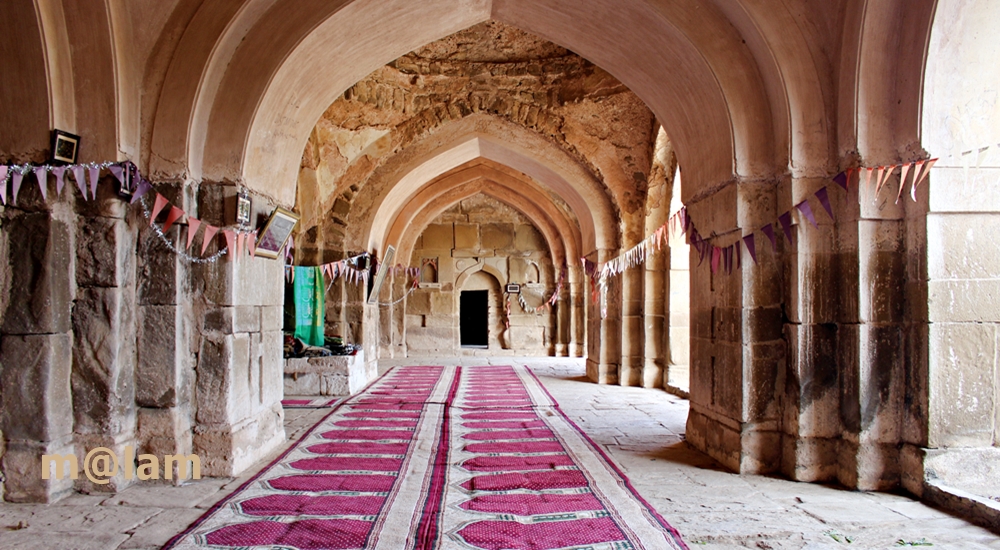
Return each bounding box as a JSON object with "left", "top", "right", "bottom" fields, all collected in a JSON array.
[{"left": 283, "top": 351, "right": 368, "bottom": 396}]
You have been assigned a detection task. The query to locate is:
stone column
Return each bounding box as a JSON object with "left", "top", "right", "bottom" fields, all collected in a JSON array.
[
  {"left": 642, "top": 245, "right": 666, "bottom": 389},
  {"left": 135, "top": 180, "right": 195, "bottom": 483},
  {"left": 72, "top": 180, "right": 139, "bottom": 492},
  {"left": 188, "top": 184, "right": 285, "bottom": 477},
  {"left": 556, "top": 268, "right": 571, "bottom": 357},
  {"left": 569, "top": 264, "right": 585, "bottom": 357},
  {"left": 0, "top": 188, "right": 76, "bottom": 502},
  {"left": 586, "top": 248, "right": 621, "bottom": 384},
  {"left": 619, "top": 209, "right": 645, "bottom": 387}
]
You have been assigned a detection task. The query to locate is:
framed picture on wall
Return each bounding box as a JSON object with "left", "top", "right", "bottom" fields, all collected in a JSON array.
[
  {"left": 254, "top": 207, "right": 300, "bottom": 259},
  {"left": 51, "top": 129, "right": 80, "bottom": 164},
  {"left": 368, "top": 245, "right": 395, "bottom": 304}
]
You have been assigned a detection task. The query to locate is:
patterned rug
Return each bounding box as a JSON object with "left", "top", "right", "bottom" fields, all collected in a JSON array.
[
  {"left": 282, "top": 397, "right": 346, "bottom": 408},
  {"left": 164, "top": 365, "right": 687, "bottom": 550}
]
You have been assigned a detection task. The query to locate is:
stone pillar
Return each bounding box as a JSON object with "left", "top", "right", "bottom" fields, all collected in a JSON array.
[
  {"left": 619, "top": 208, "right": 645, "bottom": 386},
  {"left": 586, "top": 248, "right": 621, "bottom": 384},
  {"left": 642, "top": 244, "right": 666, "bottom": 389},
  {"left": 0, "top": 189, "right": 76, "bottom": 502},
  {"left": 569, "top": 264, "right": 585, "bottom": 357},
  {"left": 72, "top": 181, "right": 139, "bottom": 492},
  {"left": 684, "top": 184, "right": 745, "bottom": 471},
  {"left": 136, "top": 181, "right": 195, "bottom": 482},
  {"left": 735, "top": 180, "right": 783, "bottom": 474},
  {"left": 845, "top": 177, "right": 906, "bottom": 491},
  {"left": 188, "top": 184, "right": 285, "bottom": 477},
  {"left": 556, "top": 268, "right": 571, "bottom": 357}
]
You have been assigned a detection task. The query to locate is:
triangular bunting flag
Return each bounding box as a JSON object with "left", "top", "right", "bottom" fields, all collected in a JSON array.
[
  {"left": 735, "top": 242, "right": 742, "bottom": 269},
  {"left": 34, "top": 167, "right": 48, "bottom": 201},
  {"left": 248, "top": 231, "right": 258, "bottom": 259},
  {"left": 961, "top": 151, "right": 972, "bottom": 184},
  {"left": 976, "top": 146, "right": 990, "bottom": 169},
  {"left": 131, "top": 178, "right": 152, "bottom": 204},
  {"left": 201, "top": 224, "right": 219, "bottom": 255},
  {"left": 815, "top": 187, "right": 834, "bottom": 220},
  {"left": 186, "top": 217, "right": 202, "bottom": 250},
  {"left": 51, "top": 167, "right": 67, "bottom": 195},
  {"left": 895, "top": 163, "right": 912, "bottom": 204},
  {"left": 87, "top": 167, "right": 100, "bottom": 200},
  {"left": 778, "top": 211, "right": 794, "bottom": 244},
  {"left": 711, "top": 246, "right": 721, "bottom": 274},
  {"left": 162, "top": 206, "right": 184, "bottom": 234},
  {"left": 11, "top": 172, "right": 23, "bottom": 204},
  {"left": 236, "top": 232, "right": 245, "bottom": 257},
  {"left": 833, "top": 171, "right": 848, "bottom": 191},
  {"left": 223, "top": 230, "right": 236, "bottom": 257},
  {"left": 862, "top": 167, "right": 874, "bottom": 204},
  {"left": 873, "top": 166, "right": 887, "bottom": 201},
  {"left": 71, "top": 166, "right": 87, "bottom": 198},
  {"left": 150, "top": 194, "right": 169, "bottom": 226},
  {"left": 911, "top": 158, "right": 937, "bottom": 201},
  {"left": 761, "top": 224, "right": 777, "bottom": 252},
  {"left": 109, "top": 164, "right": 125, "bottom": 188},
  {"left": 795, "top": 200, "right": 818, "bottom": 228},
  {"left": 0, "top": 166, "right": 7, "bottom": 205},
  {"left": 743, "top": 234, "right": 757, "bottom": 264}
]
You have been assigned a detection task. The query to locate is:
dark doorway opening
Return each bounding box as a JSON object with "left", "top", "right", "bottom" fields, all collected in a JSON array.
[{"left": 460, "top": 290, "right": 489, "bottom": 348}]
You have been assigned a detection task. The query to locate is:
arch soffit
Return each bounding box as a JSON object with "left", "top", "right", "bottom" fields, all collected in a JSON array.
[
  {"left": 390, "top": 170, "right": 577, "bottom": 267},
  {"left": 345, "top": 116, "right": 609, "bottom": 254},
  {"left": 149, "top": 0, "right": 793, "bottom": 205}
]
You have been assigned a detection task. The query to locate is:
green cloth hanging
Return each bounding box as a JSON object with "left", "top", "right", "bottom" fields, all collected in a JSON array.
[{"left": 293, "top": 266, "right": 325, "bottom": 346}]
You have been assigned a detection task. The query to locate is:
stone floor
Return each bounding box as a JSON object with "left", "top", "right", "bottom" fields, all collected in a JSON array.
[{"left": 1, "top": 357, "right": 998, "bottom": 549}]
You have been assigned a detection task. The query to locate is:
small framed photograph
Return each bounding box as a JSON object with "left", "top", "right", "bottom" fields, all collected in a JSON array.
[
  {"left": 368, "top": 245, "right": 395, "bottom": 304},
  {"left": 255, "top": 207, "right": 300, "bottom": 260},
  {"left": 236, "top": 187, "right": 252, "bottom": 227},
  {"left": 51, "top": 130, "right": 80, "bottom": 164},
  {"left": 505, "top": 283, "right": 521, "bottom": 294}
]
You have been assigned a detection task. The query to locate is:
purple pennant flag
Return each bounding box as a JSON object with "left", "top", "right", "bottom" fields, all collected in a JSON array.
[
  {"left": 726, "top": 246, "right": 734, "bottom": 274},
  {"left": 34, "top": 167, "right": 48, "bottom": 201},
  {"left": 711, "top": 246, "right": 721, "bottom": 274},
  {"left": 815, "top": 187, "right": 834, "bottom": 220},
  {"left": 0, "top": 166, "right": 7, "bottom": 205},
  {"left": 778, "top": 211, "right": 794, "bottom": 244},
  {"left": 743, "top": 234, "right": 757, "bottom": 264},
  {"left": 71, "top": 166, "right": 87, "bottom": 198},
  {"left": 735, "top": 242, "right": 741, "bottom": 269},
  {"left": 131, "top": 177, "right": 153, "bottom": 204},
  {"left": 11, "top": 171, "right": 23, "bottom": 204},
  {"left": 761, "top": 223, "right": 777, "bottom": 252},
  {"left": 87, "top": 167, "right": 100, "bottom": 200},
  {"left": 795, "top": 200, "right": 818, "bottom": 228},
  {"left": 51, "top": 166, "right": 67, "bottom": 196},
  {"left": 832, "top": 171, "right": 848, "bottom": 191},
  {"left": 109, "top": 164, "right": 125, "bottom": 189}
]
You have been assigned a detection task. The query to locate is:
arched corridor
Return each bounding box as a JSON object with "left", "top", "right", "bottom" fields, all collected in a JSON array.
[{"left": 2, "top": 0, "right": 1000, "bottom": 547}]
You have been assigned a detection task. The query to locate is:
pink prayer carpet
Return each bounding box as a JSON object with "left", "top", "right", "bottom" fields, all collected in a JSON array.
[
  {"left": 283, "top": 397, "right": 346, "bottom": 408},
  {"left": 164, "top": 365, "right": 688, "bottom": 550}
]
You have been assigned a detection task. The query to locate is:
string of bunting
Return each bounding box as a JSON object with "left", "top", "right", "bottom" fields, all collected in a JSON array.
[{"left": 585, "top": 156, "right": 942, "bottom": 317}]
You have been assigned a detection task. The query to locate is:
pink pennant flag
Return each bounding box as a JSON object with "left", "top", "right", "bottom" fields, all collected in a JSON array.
[
  {"left": 51, "top": 166, "right": 67, "bottom": 195},
  {"left": 71, "top": 166, "right": 87, "bottom": 198},
  {"left": 12, "top": 171, "right": 25, "bottom": 204},
  {"left": 0, "top": 166, "right": 7, "bottom": 205},
  {"left": 743, "top": 234, "right": 757, "bottom": 264},
  {"left": 862, "top": 167, "right": 874, "bottom": 204},
  {"left": 795, "top": 200, "right": 818, "bottom": 228},
  {"left": 778, "top": 212, "right": 794, "bottom": 244},
  {"left": 186, "top": 217, "right": 202, "bottom": 250},
  {"left": 872, "top": 166, "right": 886, "bottom": 200},
  {"left": 201, "top": 224, "right": 219, "bottom": 255},
  {"left": 877, "top": 164, "right": 897, "bottom": 199},
  {"left": 223, "top": 230, "right": 236, "bottom": 257},
  {"left": 761, "top": 224, "right": 777, "bottom": 252},
  {"left": 711, "top": 246, "right": 721, "bottom": 274},
  {"left": 161, "top": 206, "right": 184, "bottom": 233},
  {"left": 248, "top": 231, "right": 258, "bottom": 258},
  {"left": 895, "top": 163, "right": 912, "bottom": 204},
  {"left": 87, "top": 167, "right": 100, "bottom": 199},
  {"left": 911, "top": 158, "right": 937, "bottom": 201},
  {"left": 815, "top": 187, "right": 834, "bottom": 220},
  {"left": 34, "top": 167, "right": 48, "bottom": 201},
  {"left": 150, "top": 194, "right": 169, "bottom": 226},
  {"left": 236, "top": 232, "right": 245, "bottom": 257}
]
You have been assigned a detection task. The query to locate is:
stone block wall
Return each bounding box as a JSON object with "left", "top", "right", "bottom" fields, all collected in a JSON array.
[{"left": 400, "top": 195, "right": 559, "bottom": 356}]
